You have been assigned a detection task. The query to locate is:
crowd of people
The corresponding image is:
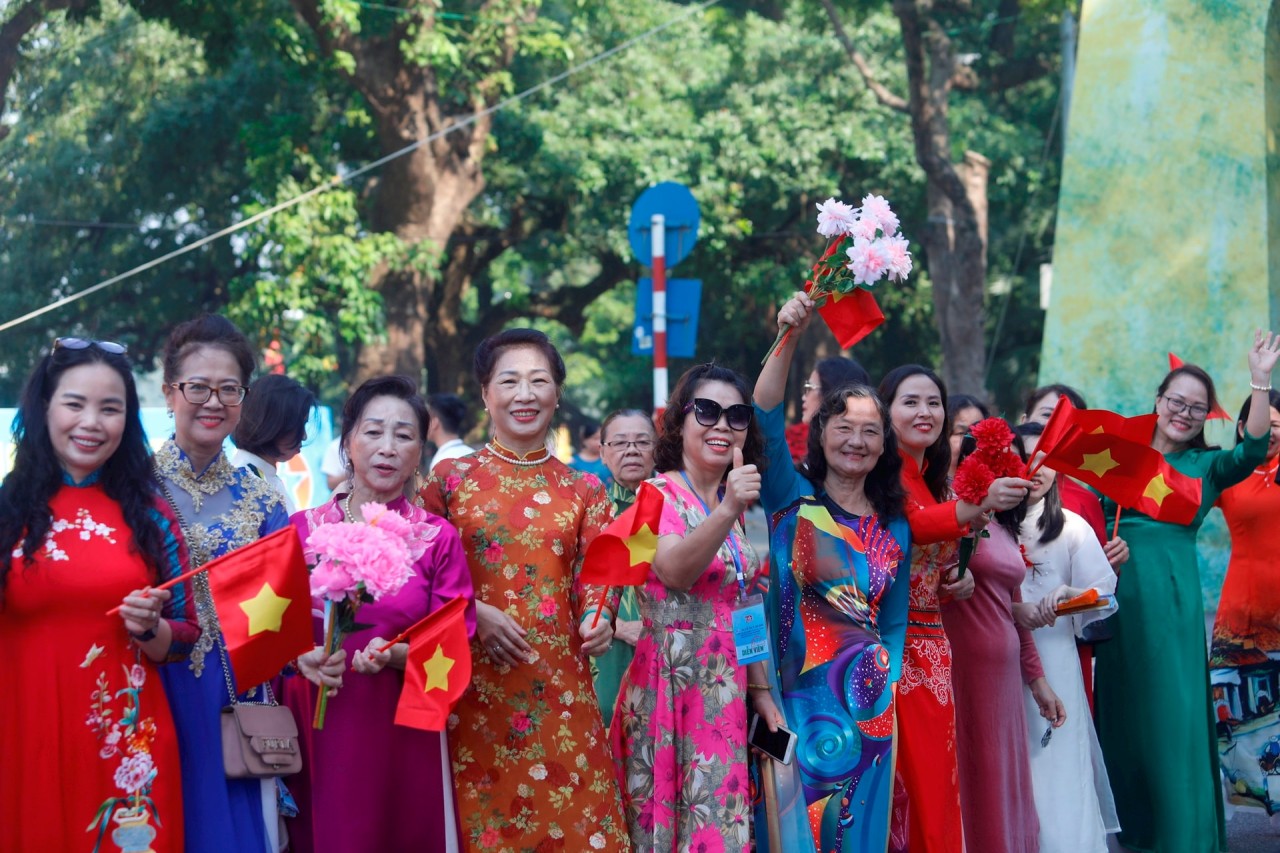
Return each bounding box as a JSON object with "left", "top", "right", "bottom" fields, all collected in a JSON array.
[{"left": 0, "top": 303, "right": 1277, "bottom": 853}]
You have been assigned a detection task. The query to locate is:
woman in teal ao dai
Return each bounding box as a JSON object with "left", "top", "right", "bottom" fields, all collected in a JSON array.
[{"left": 758, "top": 385, "right": 911, "bottom": 853}]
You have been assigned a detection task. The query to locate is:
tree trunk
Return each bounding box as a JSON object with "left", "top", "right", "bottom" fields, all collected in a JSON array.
[
  {"left": 923, "top": 151, "right": 990, "bottom": 397},
  {"left": 894, "top": 0, "right": 990, "bottom": 397}
]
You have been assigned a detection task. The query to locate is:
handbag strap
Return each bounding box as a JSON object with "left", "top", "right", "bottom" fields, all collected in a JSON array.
[{"left": 155, "top": 471, "right": 277, "bottom": 709}]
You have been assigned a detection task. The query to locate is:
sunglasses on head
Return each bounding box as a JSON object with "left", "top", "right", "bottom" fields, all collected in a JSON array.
[
  {"left": 53, "top": 337, "right": 127, "bottom": 355},
  {"left": 684, "top": 398, "right": 753, "bottom": 431}
]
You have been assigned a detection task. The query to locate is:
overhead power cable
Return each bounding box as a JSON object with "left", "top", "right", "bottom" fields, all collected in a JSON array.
[{"left": 0, "top": 0, "right": 723, "bottom": 334}]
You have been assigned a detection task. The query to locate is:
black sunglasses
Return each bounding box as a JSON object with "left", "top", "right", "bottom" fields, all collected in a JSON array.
[
  {"left": 684, "top": 398, "right": 753, "bottom": 431},
  {"left": 53, "top": 337, "right": 127, "bottom": 355}
]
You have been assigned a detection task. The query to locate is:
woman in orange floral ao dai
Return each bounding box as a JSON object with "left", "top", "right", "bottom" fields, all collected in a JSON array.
[{"left": 419, "top": 328, "right": 628, "bottom": 852}]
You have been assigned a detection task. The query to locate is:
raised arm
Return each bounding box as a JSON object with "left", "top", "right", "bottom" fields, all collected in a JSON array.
[{"left": 753, "top": 291, "right": 816, "bottom": 411}]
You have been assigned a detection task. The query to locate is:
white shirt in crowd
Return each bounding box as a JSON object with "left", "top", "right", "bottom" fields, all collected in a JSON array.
[
  {"left": 429, "top": 437, "right": 475, "bottom": 473},
  {"left": 231, "top": 448, "right": 297, "bottom": 514}
]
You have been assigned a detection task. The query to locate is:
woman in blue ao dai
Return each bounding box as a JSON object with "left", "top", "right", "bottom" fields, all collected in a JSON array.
[{"left": 757, "top": 385, "right": 911, "bottom": 853}]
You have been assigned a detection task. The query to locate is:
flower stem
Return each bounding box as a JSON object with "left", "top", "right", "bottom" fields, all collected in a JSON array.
[{"left": 312, "top": 603, "right": 339, "bottom": 730}]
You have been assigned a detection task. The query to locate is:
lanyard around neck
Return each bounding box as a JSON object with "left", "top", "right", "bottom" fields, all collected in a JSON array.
[{"left": 677, "top": 470, "right": 748, "bottom": 599}]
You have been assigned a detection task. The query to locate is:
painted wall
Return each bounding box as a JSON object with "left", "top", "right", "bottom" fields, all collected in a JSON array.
[{"left": 1039, "top": 0, "right": 1279, "bottom": 608}]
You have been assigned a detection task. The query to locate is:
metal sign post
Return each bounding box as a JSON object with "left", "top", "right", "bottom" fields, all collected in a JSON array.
[{"left": 629, "top": 183, "right": 701, "bottom": 420}]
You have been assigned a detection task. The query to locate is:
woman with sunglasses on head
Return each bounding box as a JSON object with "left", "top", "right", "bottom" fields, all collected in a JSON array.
[
  {"left": 1095, "top": 331, "right": 1279, "bottom": 853},
  {"left": 1210, "top": 389, "right": 1280, "bottom": 812},
  {"left": 419, "top": 329, "right": 628, "bottom": 851},
  {"left": 611, "top": 363, "right": 776, "bottom": 852},
  {"left": 155, "top": 315, "right": 342, "bottom": 853},
  {"left": 592, "top": 408, "right": 657, "bottom": 728},
  {"left": 1009, "top": 422, "right": 1119, "bottom": 853},
  {"left": 0, "top": 338, "right": 199, "bottom": 851},
  {"left": 757, "top": 293, "right": 1030, "bottom": 852}
]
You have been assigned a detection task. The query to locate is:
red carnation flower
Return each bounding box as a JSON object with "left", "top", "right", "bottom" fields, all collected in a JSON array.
[
  {"left": 952, "top": 456, "right": 996, "bottom": 505},
  {"left": 969, "top": 417, "right": 1014, "bottom": 452}
]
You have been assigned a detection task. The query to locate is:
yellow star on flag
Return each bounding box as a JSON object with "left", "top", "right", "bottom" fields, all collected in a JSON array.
[
  {"left": 624, "top": 522, "right": 658, "bottom": 566},
  {"left": 1080, "top": 449, "right": 1120, "bottom": 478},
  {"left": 1143, "top": 473, "right": 1175, "bottom": 506},
  {"left": 238, "top": 582, "right": 291, "bottom": 636},
  {"left": 1090, "top": 426, "right": 1106, "bottom": 435},
  {"left": 422, "top": 644, "right": 455, "bottom": 692}
]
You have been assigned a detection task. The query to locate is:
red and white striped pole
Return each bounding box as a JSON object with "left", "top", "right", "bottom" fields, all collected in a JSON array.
[{"left": 651, "top": 213, "right": 668, "bottom": 419}]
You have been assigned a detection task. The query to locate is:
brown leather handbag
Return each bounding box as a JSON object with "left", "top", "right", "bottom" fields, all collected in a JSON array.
[{"left": 221, "top": 703, "right": 302, "bottom": 778}]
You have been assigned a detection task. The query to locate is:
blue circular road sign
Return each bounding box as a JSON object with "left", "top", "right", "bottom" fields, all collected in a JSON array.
[{"left": 628, "top": 182, "right": 700, "bottom": 268}]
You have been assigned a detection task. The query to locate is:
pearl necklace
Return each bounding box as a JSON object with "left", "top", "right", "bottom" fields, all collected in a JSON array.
[
  {"left": 485, "top": 440, "right": 551, "bottom": 467},
  {"left": 342, "top": 494, "right": 356, "bottom": 523}
]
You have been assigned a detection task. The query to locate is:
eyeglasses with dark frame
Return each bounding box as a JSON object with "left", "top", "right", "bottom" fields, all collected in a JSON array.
[
  {"left": 603, "top": 438, "right": 656, "bottom": 451},
  {"left": 1160, "top": 394, "right": 1210, "bottom": 420},
  {"left": 53, "top": 337, "right": 128, "bottom": 355},
  {"left": 683, "top": 398, "right": 754, "bottom": 432},
  {"left": 170, "top": 381, "right": 248, "bottom": 407}
]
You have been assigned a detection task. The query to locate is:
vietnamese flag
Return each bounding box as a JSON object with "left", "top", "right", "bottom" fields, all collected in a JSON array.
[
  {"left": 1038, "top": 395, "right": 1158, "bottom": 456},
  {"left": 1168, "top": 353, "right": 1231, "bottom": 420},
  {"left": 1041, "top": 429, "right": 1201, "bottom": 525},
  {"left": 395, "top": 596, "right": 471, "bottom": 732},
  {"left": 813, "top": 286, "right": 885, "bottom": 348},
  {"left": 580, "top": 481, "right": 665, "bottom": 586},
  {"left": 206, "top": 527, "right": 314, "bottom": 692}
]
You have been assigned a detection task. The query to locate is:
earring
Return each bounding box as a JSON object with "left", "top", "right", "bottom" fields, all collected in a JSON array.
[{"left": 166, "top": 409, "right": 173, "bottom": 418}]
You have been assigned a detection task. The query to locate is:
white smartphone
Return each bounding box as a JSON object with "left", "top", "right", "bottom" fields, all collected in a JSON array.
[{"left": 748, "top": 714, "right": 797, "bottom": 765}]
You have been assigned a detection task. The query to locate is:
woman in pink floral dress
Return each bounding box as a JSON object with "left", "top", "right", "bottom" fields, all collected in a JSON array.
[
  {"left": 612, "top": 363, "right": 781, "bottom": 852},
  {"left": 420, "top": 329, "right": 627, "bottom": 853}
]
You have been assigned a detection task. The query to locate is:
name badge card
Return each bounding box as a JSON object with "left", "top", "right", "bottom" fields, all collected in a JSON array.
[{"left": 731, "top": 593, "right": 769, "bottom": 665}]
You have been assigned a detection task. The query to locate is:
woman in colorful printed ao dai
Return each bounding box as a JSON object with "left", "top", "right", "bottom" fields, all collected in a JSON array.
[{"left": 760, "top": 384, "right": 911, "bottom": 853}]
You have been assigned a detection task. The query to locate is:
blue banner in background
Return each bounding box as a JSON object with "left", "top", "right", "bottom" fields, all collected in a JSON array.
[{"left": 0, "top": 407, "right": 338, "bottom": 510}]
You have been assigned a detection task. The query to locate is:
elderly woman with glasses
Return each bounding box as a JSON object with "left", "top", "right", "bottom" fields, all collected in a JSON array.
[
  {"left": 611, "top": 363, "right": 778, "bottom": 852},
  {"left": 591, "top": 408, "right": 657, "bottom": 727},
  {"left": 155, "top": 315, "right": 342, "bottom": 853},
  {"left": 1094, "top": 331, "right": 1279, "bottom": 853}
]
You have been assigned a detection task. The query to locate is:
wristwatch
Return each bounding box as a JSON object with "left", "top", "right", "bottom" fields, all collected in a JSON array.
[{"left": 130, "top": 627, "right": 158, "bottom": 642}]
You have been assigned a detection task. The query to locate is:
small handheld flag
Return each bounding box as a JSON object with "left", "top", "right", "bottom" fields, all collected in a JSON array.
[
  {"left": 395, "top": 596, "right": 472, "bottom": 732},
  {"left": 580, "top": 481, "right": 665, "bottom": 628},
  {"left": 206, "top": 527, "right": 315, "bottom": 692}
]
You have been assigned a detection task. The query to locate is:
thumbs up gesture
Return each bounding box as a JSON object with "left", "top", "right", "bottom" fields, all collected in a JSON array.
[{"left": 723, "top": 446, "right": 761, "bottom": 514}]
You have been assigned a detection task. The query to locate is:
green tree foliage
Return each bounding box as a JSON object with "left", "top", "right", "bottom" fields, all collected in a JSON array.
[{"left": 0, "top": 0, "right": 1062, "bottom": 421}]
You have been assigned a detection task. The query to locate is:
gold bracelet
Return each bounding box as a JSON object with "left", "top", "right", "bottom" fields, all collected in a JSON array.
[{"left": 747, "top": 682, "right": 771, "bottom": 691}]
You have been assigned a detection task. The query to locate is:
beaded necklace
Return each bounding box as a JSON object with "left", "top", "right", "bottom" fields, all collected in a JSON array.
[{"left": 485, "top": 438, "right": 551, "bottom": 467}]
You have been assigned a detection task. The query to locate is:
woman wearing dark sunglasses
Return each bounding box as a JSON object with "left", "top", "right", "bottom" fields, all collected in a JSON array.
[
  {"left": 1094, "top": 332, "right": 1279, "bottom": 853},
  {"left": 1, "top": 338, "right": 199, "bottom": 851},
  {"left": 611, "top": 362, "right": 775, "bottom": 852}
]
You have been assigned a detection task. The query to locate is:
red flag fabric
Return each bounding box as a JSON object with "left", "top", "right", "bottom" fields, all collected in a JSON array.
[
  {"left": 579, "top": 481, "right": 665, "bottom": 586},
  {"left": 1038, "top": 396, "right": 1157, "bottom": 459},
  {"left": 1041, "top": 429, "right": 1201, "bottom": 525},
  {"left": 395, "top": 596, "right": 472, "bottom": 731},
  {"left": 206, "top": 527, "right": 315, "bottom": 692},
  {"left": 1168, "top": 353, "right": 1231, "bottom": 420},
  {"left": 811, "top": 285, "right": 884, "bottom": 349}
]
